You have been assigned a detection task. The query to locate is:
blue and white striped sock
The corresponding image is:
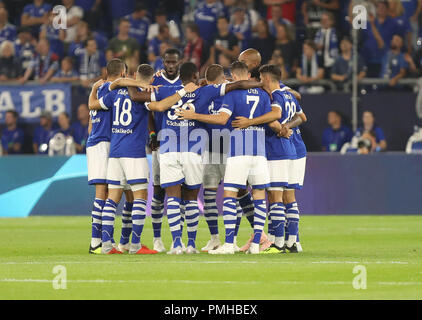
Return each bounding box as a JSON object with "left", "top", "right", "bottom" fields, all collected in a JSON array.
[
  {"left": 286, "top": 202, "right": 300, "bottom": 247},
  {"left": 167, "top": 197, "right": 182, "bottom": 248},
  {"left": 234, "top": 202, "right": 243, "bottom": 238},
  {"left": 238, "top": 192, "right": 254, "bottom": 228},
  {"left": 151, "top": 194, "right": 165, "bottom": 239},
  {"left": 180, "top": 199, "right": 186, "bottom": 235},
  {"left": 269, "top": 202, "right": 286, "bottom": 248},
  {"left": 185, "top": 200, "right": 199, "bottom": 248},
  {"left": 223, "top": 197, "right": 237, "bottom": 244},
  {"left": 252, "top": 199, "right": 267, "bottom": 245},
  {"left": 203, "top": 189, "right": 219, "bottom": 236},
  {"left": 101, "top": 199, "right": 117, "bottom": 244},
  {"left": 119, "top": 202, "right": 133, "bottom": 245},
  {"left": 131, "top": 199, "right": 147, "bottom": 245},
  {"left": 91, "top": 198, "right": 105, "bottom": 247}
]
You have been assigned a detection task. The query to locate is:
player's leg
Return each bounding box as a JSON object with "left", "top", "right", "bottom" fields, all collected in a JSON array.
[
  {"left": 87, "top": 141, "right": 109, "bottom": 254},
  {"left": 283, "top": 190, "right": 300, "bottom": 253},
  {"left": 246, "top": 156, "right": 271, "bottom": 254},
  {"left": 261, "top": 189, "right": 286, "bottom": 254},
  {"left": 101, "top": 185, "right": 124, "bottom": 254},
  {"left": 118, "top": 187, "right": 133, "bottom": 253},
  {"left": 209, "top": 156, "right": 247, "bottom": 254},
  {"left": 151, "top": 185, "right": 166, "bottom": 252},
  {"left": 89, "top": 183, "right": 107, "bottom": 254},
  {"left": 159, "top": 152, "right": 185, "bottom": 254}
]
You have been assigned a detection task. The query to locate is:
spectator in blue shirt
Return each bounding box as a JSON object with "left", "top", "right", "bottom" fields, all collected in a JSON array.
[
  {"left": 51, "top": 56, "right": 79, "bottom": 83},
  {"left": 1, "top": 110, "right": 24, "bottom": 155},
  {"left": 267, "top": 5, "right": 292, "bottom": 37},
  {"left": 14, "top": 27, "right": 35, "bottom": 71},
  {"left": 21, "top": 0, "right": 51, "bottom": 37},
  {"left": 361, "top": 1, "right": 399, "bottom": 77},
  {"left": 75, "top": 37, "right": 106, "bottom": 87},
  {"left": 39, "top": 11, "right": 66, "bottom": 58},
  {"left": 0, "top": 7, "right": 16, "bottom": 42},
  {"left": 68, "top": 21, "right": 108, "bottom": 57},
  {"left": 148, "top": 24, "right": 170, "bottom": 64},
  {"left": 355, "top": 110, "right": 387, "bottom": 151},
  {"left": 55, "top": 112, "right": 74, "bottom": 138},
  {"left": 389, "top": 0, "right": 412, "bottom": 53},
  {"left": 322, "top": 110, "right": 353, "bottom": 152},
  {"left": 230, "top": 7, "right": 252, "bottom": 51},
  {"left": 33, "top": 110, "right": 55, "bottom": 154},
  {"left": 126, "top": 2, "right": 149, "bottom": 47},
  {"left": 71, "top": 104, "right": 89, "bottom": 153},
  {"left": 194, "top": 0, "right": 224, "bottom": 45},
  {"left": 19, "top": 38, "right": 60, "bottom": 84},
  {"left": 380, "top": 34, "right": 407, "bottom": 87}
]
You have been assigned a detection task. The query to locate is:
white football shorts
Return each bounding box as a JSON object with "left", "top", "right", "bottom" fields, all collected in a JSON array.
[
  {"left": 267, "top": 159, "right": 294, "bottom": 191},
  {"left": 223, "top": 155, "right": 270, "bottom": 191},
  {"left": 286, "top": 156, "right": 306, "bottom": 190},
  {"left": 87, "top": 141, "right": 110, "bottom": 185},
  {"left": 159, "top": 152, "right": 204, "bottom": 189},
  {"left": 106, "top": 157, "right": 149, "bottom": 191}
]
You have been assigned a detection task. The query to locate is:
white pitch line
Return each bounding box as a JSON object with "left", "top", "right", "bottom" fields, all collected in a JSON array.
[
  {"left": 2, "top": 279, "right": 422, "bottom": 286},
  {"left": 0, "top": 260, "right": 409, "bottom": 265}
]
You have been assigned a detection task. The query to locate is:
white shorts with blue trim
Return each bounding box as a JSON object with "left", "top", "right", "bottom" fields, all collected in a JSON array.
[
  {"left": 287, "top": 157, "right": 306, "bottom": 190},
  {"left": 159, "top": 152, "right": 204, "bottom": 189},
  {"left": 87, "top": 141, "right": 110, "bottom": 185},
  {"left": 267, "top": 159, "right": 294, "bottom": 191},
  {"left": 223, "top": 155, "right": 270, "bottom": 191},
  {"left": 152, "top": 150, "right": 160, "bottom": 186},
  {"left": 106, "top": 157, "right": 149, "bottom": 190}
]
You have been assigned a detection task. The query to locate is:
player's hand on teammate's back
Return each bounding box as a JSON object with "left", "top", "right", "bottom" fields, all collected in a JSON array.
[
  {"left": 176, "top": 104, "right": 196, "bottom": 120},
  {"left": 198, "top": 78, "right": 208, "bottom": 87},
  {"left": 277, "top": 124, "right": 293, "bottom": 138},
  {"left": 184, "top": 82, "right": 200, "bottom": 93},
  {"left": 232, "top": 116, "right": 252, "bottom": 129},
  {"left": 142, "top": 85, "right": 161, "bottom": 92}
]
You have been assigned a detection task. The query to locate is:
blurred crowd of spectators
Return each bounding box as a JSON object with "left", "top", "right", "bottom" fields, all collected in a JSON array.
[
  {"left": 1, "top": 0, "right": 422, "bottom": 155},
  {"left": 0, "top": 0, "right": 422, "bottom": 90}
]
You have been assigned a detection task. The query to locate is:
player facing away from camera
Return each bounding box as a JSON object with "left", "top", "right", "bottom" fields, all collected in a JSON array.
[
  {"left": 231, "top": 64, "right": 305, "bottom": 253},
  {"left": 178, "top": 61, "right": 279, "bottom": 254},
  {"left": 149, "top": 48, "right": 183, "bottom": 252},
  {"left": 132, "top": 62, "right": 262, "bottom": 254},
  {"left": 87, "top": 59, "right": 135, "bottom": 254},
  {"left": 89, "top": 64, "right": 198, "bottom": 254}
]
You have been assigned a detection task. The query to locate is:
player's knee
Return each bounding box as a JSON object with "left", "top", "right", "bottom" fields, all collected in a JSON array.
[{"left": 283, "top": 189, "right": 296, "bottom": 203}]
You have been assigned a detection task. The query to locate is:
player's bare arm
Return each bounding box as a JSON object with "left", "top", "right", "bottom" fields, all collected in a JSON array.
[
  {"left": 146, "top": 82, "right": 199, "bottom": 112},
  {"left": 232, "top": 106, "right": 282, "bottom": 129},
  {"left": 225, "top": 80, "right": 264, "bottom": 93},
  {"left": 177, "top": 107, "right": 231, "bottom": 125},
  {"left": 88, "top": 79, "right": 106, "bottom": 110},
  {"left": 109, "top": 78, "right": 161, "bottom": 92}
]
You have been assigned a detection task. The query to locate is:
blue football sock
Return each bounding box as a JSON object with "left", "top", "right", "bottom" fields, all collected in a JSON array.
[
  {"left": 269, "top": 202, "right": 286, "bottom": 248},
  {"left": 131, "top": 199, "right": 147, "bottom": 245},
  {"left": 185, "top": 200, "right": 199, "bottom": 248},
  {"left": 203, "top": 189, "right": 219, "bottom": 236},
  {"left": 119, "top": 201, "right": 133, "bottom": 245},
  {"left": 167, "top": 197, "right": 182, "bottom": 248},
  {"left": 223, "top": 197, "right": 237, "bottom": 244},
  {"left": 151, "top": 193, "right": 165, "bottom": 239},
  {"left": 101, "top": 199, "right": 117, "bottom": 244},
  {"left": 252, "top": 199, "right": 267, "bottom": 245},
  {"left": 91, "top": 198, "right": 105, "bottom": 247}
]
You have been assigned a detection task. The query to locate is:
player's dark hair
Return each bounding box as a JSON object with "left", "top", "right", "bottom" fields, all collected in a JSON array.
[
  {"left": 230, "top": 61, "right": 248, "bottom": 75},
  {"left": 163, "top": 48, "right": 181, "bottom": 60},
  {"left": 5, "top": 109, "right": 18, "bottom": 119},
  {"left": 259, "top": 64, "right": 282, "bottom": 81},
  {"left": 137, "top": 64, "right": 154, "bottom": 80},
  {"left": 106, "top": 59, "right": 125, "bottom": 77},
  {"left": 158, "top": 24, "right": 169, "bottom": 34},
  {"left": 180, "top": 62, "right": 198, "bottom": 83},
  {"left": 205, "top": 64, "right": 224, "bottom": 82}
]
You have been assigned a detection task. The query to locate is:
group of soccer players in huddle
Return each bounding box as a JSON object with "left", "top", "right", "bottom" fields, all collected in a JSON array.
[{"left": 86, "top": 47, "right": 307, "bottom": 255}]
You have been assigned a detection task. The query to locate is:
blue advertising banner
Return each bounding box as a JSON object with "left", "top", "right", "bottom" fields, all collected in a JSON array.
[{"left": 0, "top": 84, "right": 71, "bottom": 123}]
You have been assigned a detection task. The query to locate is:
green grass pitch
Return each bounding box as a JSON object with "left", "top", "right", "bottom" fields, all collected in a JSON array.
[{"left": 1, "top": 215, "right": 421, "bottom": 300}]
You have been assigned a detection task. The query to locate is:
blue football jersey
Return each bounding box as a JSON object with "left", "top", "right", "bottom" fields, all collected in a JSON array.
[
  {"left": 265, "top": 89, "right": 297, "bottom": 161},
  {"left": 101, "top": 88, "right": 150, "bottom": 158},
  {"left": 151, "top": 74, "right": 182, "bottom": 132},
  {"left": 220, "top": 88, "right": 271, "bottom": 158},
  {"left": 86, "top": 82, "right": 112, "bottom": 148},
  {"left": 151, "top": 83, "right": 227, "bottom": 154},
  {"left": 205, "top": 96, "right": 231, "bottom": 154}
]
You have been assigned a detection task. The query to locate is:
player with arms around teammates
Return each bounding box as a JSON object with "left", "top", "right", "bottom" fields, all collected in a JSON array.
[
  {"left": 89, "top": 64, "right": 198, "bottom": 254},
  {"left": 149, "top": 48, "right": 183, "bottom": 252},
  {"left": 128, "top": 62, "right": 263, "bottom": 254},
  {"left": 87, "top": 59, "right": 136, "bottom": 254},
  {"left": 178, "top": 61, "right": 281, "bottom": 254}
]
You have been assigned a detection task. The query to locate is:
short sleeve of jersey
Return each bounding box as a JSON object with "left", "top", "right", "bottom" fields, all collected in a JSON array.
[
  {"left": 219, "top": 91, "right": 234, "bottom": 116},
  {"left": 100, "top": 90, "right": 117, "bottom": 110}
]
